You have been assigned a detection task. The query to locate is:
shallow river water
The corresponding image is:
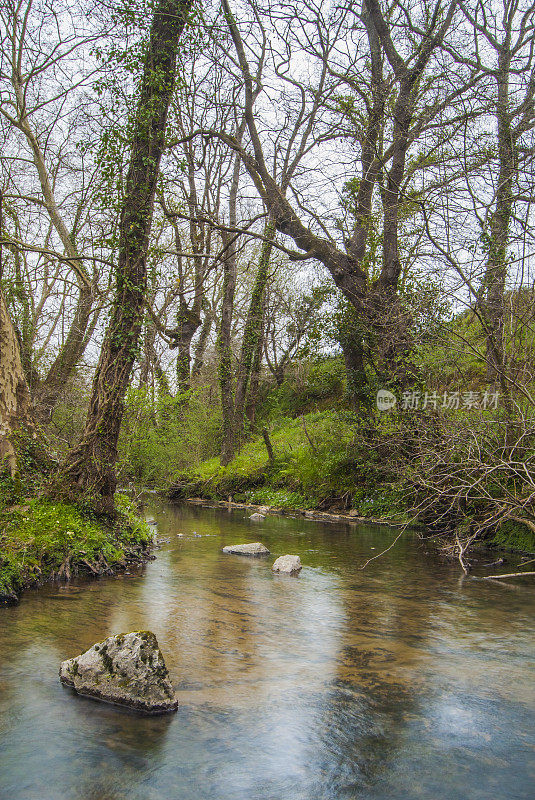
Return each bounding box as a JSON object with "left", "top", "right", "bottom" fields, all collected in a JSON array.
[{"left": 0, "top": 502, "right": 534, "bottom": 800}]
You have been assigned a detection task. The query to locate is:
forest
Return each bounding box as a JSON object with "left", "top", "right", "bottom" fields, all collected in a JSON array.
[
  {"left": 1, "top": 0, "right": 535, "bottom": 600},
  {"left": 2, "top": 2, "right": 535, "bottom": 798}
]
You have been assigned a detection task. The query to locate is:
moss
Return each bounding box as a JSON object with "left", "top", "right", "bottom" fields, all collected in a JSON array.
[
  {"left": 133, "top": 630, "right": 158, "bottom": 646},
  {"left": 491, "top": 520, "right": 535, "bottom": 553},
  {"left": 100, "top": 644, "right": 114, "bottom": 674}
]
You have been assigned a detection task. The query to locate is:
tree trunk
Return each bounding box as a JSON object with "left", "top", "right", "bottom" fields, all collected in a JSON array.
[
  {"left": 245, "top": 308, "right": 266, "bottom": 423},
  {"left": 233, "top": 220, "right": 275, "bottom": 445},
  {"left": 191, "top": 308, "right": 213, "bottom": 377},
  {"left": 262, "top": 427, "right": 274, "bottom": 463},
  {"left": 483, "top": 54, "right": 514, "bottom": 386},
  {"left": 218, "top": 132, "right": 244, "bottom": 466},
  {"left": 139, "top": 320, "right": 156, "bottom": 387},
  {"left": 61, "top": 0, "right": 192, "bottom": 512},
  {"left": 175, "top": 305, "right": 201, "bottom": 391},
  {"left": 0, "top": 287, "right": 35, "bottom": 477},
  {"left": 340, "top": 333, "right": 369, "bottom": 410},
  {"left": 33, "top": 284, "right": 95, "bottom": 423},
  {"left": 218, "top": 228, "right": 238, "bottom": 465},
  {"left": 10, "top": 71, "right": 98, "bottom": 423}
]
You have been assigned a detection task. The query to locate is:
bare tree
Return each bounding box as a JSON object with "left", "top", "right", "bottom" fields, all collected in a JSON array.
[
  {"left": 0, "top": 0, "right": 108, "bottom": 421},
  {"left": 214, "top": 0, "right": 467, "bottom": 403}
]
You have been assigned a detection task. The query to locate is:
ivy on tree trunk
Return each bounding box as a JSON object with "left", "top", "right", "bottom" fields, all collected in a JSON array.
[{"left": 61, "top": 0, "right": 192, "bottom": 513}]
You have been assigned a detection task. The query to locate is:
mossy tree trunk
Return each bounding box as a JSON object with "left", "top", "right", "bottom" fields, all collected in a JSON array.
[
  {"left": 219, "top": 219, "right": 274, "bottom": 466},
  {"left": 174, "top": 304, "right": 201, "bottom": 391},
  {"left": 483, "top": 51, "right": 514, "bottom": 388},
  {"left": 191, "top": 305, "right": 213, "bottom": 378},
  {"left": 61, "top": 0, "right": 192, "bottom": 513},
  {"left": 218, "top": 139, "right": 243, "bottom": 467},
  {"left": 245, "top": 305, "right": 266, "bottom": 423},
  {"left": 232, "top": 220, "right": 275, "bottom": 447}
]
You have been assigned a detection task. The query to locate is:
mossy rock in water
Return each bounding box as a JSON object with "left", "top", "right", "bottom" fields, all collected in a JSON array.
[
  {"left": 59, "top": 631, "right": 177, "bottom": 714},
  {"left": 222, "top": 542, "right": 270, "bottom": 556}
]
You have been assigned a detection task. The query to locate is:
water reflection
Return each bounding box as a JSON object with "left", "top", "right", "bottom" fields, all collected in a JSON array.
[{"left": 0, "top": 502, "right": 534, "bottom": 799}]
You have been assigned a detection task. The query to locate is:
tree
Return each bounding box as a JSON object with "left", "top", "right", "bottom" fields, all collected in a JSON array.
[
  {"left": 0, "top": 0, "right": 108, "bottom": 422},
  {"left": 421, "top": 0, "right": 535, "bottom": 406},
  {"left": 0, "top": 284, "right": 34, "bottom": 476},
  {"left": 62, "top": 0, "right": 193, "bottom": 512},
  {"left": 456, "top": 0, "right": 535, "bottom": 383},
  {"left": 216, "top": 0, "right": 464, "bottom": 404}
]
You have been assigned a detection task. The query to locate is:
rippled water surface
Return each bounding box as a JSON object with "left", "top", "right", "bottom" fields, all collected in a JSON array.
[{"left": 1, "top": 502, "right": 534, "bottom": 800}]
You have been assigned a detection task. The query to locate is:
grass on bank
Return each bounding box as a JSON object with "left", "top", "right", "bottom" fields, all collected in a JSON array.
[
  {"left": 114, "top": 351, "right": 535, "bottom": 554},
  {"left": 175, "top": 408, "right": 407, "bottom": 518},
  {"left": 0, "top": 481, "right": 152, "bottom": 602},
  {"left": 173, "top": 404, "right": 535, "bottom": 554}
]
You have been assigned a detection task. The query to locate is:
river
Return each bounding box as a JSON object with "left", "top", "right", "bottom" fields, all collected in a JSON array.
[{"left": 0, "top": 501, "right": 534, "bottom": 799}]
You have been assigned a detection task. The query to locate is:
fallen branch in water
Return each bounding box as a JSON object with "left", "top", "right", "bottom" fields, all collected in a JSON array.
[
  {"left": 360, "top": 525, "right": 408, "bottom": 569},
  {"left": 481, "top": 571, "right": 535, "bottom": 580},
  {"left": 456, "top": 533, "right": 471, "bottom": 574}
]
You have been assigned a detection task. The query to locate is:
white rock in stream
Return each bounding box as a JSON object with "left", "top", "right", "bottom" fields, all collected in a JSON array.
[
  {"left": 249, "top": 513, "right": 265, "bottom": 521},
  {"left": 59, "top": 631, "right": 177, "bottom": 714},
  {"left": 272, "top": 555, "right": 302, "bottom": 574},
  {"left": 222, "top": 542, "right": 270, "bottom": 556}
]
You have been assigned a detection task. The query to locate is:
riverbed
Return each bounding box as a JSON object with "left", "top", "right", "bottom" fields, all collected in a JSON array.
[{"left": 0, "top": 502, "right": 534, "bottom": 799}]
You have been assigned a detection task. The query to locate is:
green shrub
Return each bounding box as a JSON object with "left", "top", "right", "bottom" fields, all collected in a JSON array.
[
  {"left": 117, "top": 386, "right": 222, "bottom": 486},
  {"left": 178, "top": 409, "right": 400, "bottom": 510},
  {"left": 491, "top": 520, "right": 535, "bottom": 553},
  {"left": 262, "top": 357, "right": 346, "bottom": 418}
]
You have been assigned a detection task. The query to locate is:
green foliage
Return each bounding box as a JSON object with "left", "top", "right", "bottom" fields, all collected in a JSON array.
[
  {"left": 262, "top": 357, "right": 346, "bottom": 419},
  {"left": 177, "top": 409, "right": 403, "bottom": 513},
  {"left": 115, "top": 493, "right": 153, "bottom": 542},
  {"left": 117, "top": 385, "right": 222, "bottom": 485},
  {"left": 419, "top": 295, "right": 535, "bottom": 397},
  {"left": 490, "top": 521, "right": 535, "bottom": 553},
  {"left": 419, "top": 309, "right": 487, "bottom": 389},
  {"left": 351, "top": 483, "right": 407, "bottom": 517},
  {"left": 0, "top": 489, "right": 151, "bottom": 599}
]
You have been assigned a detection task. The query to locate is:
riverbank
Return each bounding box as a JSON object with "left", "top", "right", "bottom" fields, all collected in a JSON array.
[
  {"left": 174, "top": 495, "right": 407, "bottom": 528},
  {"left": 0, "top": 484, "right": 153, "bottom": 606},
  {"left": 166, "top": 406, "right": 535, "bottom": 556}
]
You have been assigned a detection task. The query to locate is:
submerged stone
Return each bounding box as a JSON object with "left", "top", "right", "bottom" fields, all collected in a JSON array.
[
  {"left": 272, "top": 555, "right": 302, "bottom": 574},
  {"left": 249, "top": 513, "right": 265, "bottom": 521},
  {"left": 222, "top": 542, "right": 270, "bottom": 556},
  {"left": 59, "top": 631, "right": 177, "bottom": 714}
]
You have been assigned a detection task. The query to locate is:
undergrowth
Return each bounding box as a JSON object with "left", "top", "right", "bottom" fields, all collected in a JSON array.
[
  {"left": 0, "top": 479, "right": 151, "bottom": 603},
  {"left": 491, "top": 520, "right": 535, "bottom": 553},
  {"left": 173, "top": 409, "right": 407, "bottom": 517}
]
